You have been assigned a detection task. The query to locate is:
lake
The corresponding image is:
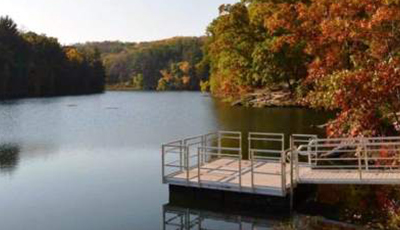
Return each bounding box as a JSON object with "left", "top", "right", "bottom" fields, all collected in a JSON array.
[{"left": 0, "top": 92, "right": 332, "bottom": 230}]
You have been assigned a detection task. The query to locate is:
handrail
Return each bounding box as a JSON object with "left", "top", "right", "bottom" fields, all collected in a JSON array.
[
  {"left": 197, "top": 147, "right": 242, "bottom": 189},
  {"left": 163, "top": 131, "right": 400, "bottom": 199},
  {"left": 294, "top": 136, "right": 400, "bottom": 182},
  {"left": 199, "top": 146, "right": 241, "bottom": 152}
]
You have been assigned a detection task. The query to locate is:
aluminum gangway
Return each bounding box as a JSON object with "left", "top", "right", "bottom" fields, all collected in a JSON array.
[{"left": 162, "top": 131, "right": 400, "bottom": 197}]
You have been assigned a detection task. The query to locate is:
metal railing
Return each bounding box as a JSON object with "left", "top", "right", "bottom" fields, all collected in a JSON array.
[
  {"left": 294, "top": 136, "right": 400, "bottom": 182},
  {"left": 248, "top": 132, "right": 285, "bottom": 194},
  {"left": 197, "top": 145, "right": 242, "bottom": 189},
  {"left": 162, "top": 131, "right": 242, "bottom": 184},
  {"left": 162, "top": 132, "right": 400, "bottom": 197}
]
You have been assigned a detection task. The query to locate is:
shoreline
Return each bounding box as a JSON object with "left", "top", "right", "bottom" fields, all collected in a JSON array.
[
  {"left": 106, "top": 87, "right": 307, "bottom": 108},
  {"left": 230, "top": 88, "right": 305, "bottom": 108}
]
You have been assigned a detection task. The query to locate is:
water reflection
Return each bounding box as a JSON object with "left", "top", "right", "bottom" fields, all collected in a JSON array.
[
  {"left": 163, "top": 188, "right": 362, "bottom": 230},
  {"left": 163, "top": 186, "right": 291, "bottom": 230},
  {"left": 211, "top": 100, "right": 332, "bottom": 138},
  {"left": 162, "top": 204, "right": 276, "bottom": 230},
  {"left": 0, "top": 143, "right": 20, "bottom": 174}
]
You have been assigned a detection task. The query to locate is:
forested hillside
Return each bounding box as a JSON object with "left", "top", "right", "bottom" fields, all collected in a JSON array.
[
  {"left": 204, "top": 0, "right": 400, "bottom": 137},
  {"left": 0, "top": 16, "right": 105, "bottom": 100},
  {"left": 77, "top": 37, "right": 209, "bottom": 91}
]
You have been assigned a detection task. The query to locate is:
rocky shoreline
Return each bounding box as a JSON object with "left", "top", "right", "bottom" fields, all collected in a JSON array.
[{"left": 231, "top": 88, "right": 302, "bottom": 108}]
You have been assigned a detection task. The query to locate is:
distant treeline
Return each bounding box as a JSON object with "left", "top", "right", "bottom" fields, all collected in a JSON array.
[
  {"left": 0, "top": 16, "right": 105, "bottom": 100},
  {"left": 76, "top": 37, "right": 209, "bottom": 91}
]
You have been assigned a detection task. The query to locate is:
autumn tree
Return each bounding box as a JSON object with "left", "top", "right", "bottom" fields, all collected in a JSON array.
[
  {"left": 204, "top": 1, "right": 310, "bottom": 99},
  {"left": 264, "top": 1, "right": 400, "bottom": 226},
  {"left": 157, "top": 61, "right": 194, "bottom": 91},
  {"left": 294, "top": 0, "right": 400, "bottom": 137},
  {"left": 205, "top": 3, "right": 256, "bottom": 99},
  {"left": 88, "top": 37, "right": 208, "bottom": 90}
]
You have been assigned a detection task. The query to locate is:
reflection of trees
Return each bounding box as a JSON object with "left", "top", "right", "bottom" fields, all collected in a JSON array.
[
  {"left": 313, "top": 184, "right": 400, "bottom": 228},
  {"left": 0, "top": 143, "right": 20, "bottom": 174},
  {"left": 209, "top": 99, "right": 333, "bottom": 157},
  {"left": 210, "top": 99, "right": 332, "bottom": 136}
]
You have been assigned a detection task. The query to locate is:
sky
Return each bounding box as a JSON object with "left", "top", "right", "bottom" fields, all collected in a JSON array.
[{"left": 0, "top": 0, "right": 238, "bottom": 45}]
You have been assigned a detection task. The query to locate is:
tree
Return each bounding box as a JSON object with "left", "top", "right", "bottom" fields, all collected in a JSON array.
[
  {"left": 205, "top": 3, "right": 256, "bottom": 99},
  {"left": 0, "top": 16, "right": 105, "bottom": 99},
  {"left": 82, "top": 37, "right": 208, "bottom": 91},
  {"left": 297, "top": 0, "right": 400, "bottom": 137},
  {"left": 204, "top": 1, "right": 310, "bottom": 99},
  {"left": 0, "top": 16, "right": 29, "bottom": 98},
  {"left": 131, "top": 74, "right": 143, "bottom": 90},
  {"left": 23, "top": 32, "right": 65, "bottom": 96},
  {"left": 156, "top": 62, "right": 193, "bottom": 91}
]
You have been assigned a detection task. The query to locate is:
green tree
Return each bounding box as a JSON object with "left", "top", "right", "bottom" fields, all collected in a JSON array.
[
  {"left": 0, "top": 16, "right": 105, "bottom": 100},
  {"left": 0, "top": 16, "right": 29, "bottom": 98},
  {"left": 132, "top": 74, "right": 143, "bottom": 90},
  {"left": 204, "top": 1, "right": 309, "bottom": 99}
]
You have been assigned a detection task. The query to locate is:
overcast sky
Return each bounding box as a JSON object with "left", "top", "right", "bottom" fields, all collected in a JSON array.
[{"left": 0, "top": 0, "right": 238, "bottom": 45}]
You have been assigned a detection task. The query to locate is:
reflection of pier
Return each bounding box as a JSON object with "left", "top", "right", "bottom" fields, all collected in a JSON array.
[
  {"left": 162, "top": 204, "right": 276, "bottom": 230},
  {"left": 162, "top": 131, "right": 400, "bottom": 199}
]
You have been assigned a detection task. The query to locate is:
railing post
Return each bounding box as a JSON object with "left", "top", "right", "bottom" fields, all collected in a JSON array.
[
  {"left": 290, "top": 149, "right": 294, "bottom": 212},
  {"left": 357, "top": 140, "right": 362, "bottom": 180},
  {"left": 180, "top": 140, "right": 183, "bottom": 171},
  {"left": 281, "top": 150, "right": 286, "bottom": 196},
  {"left": 248, "top": 133, "right": 251, "bottom": 161},
  {"left": 197, "top": 147, "right": 201, "bottom": 185},
  {"left": 363, "top": 140, "right": 369, "bottom": 170},
  {"left": 201, "top": 135, "right": 205, "bottom": 166},
  {"left": 239, "top": 132, "right": 242, "bottom": 158},
  {"left": 162, "top": 145, "right": 165, "bottom": 183},
  {"left": 282, "top": 134, "right": 285, "bottom": 154},
  {"left": 296, "top": 149, "right": 300, "bottom": 182},
  {"left": 251, "top": 150, "right": 254, "bottom": 191},
  {"left": 283, "top": 135, "right": 286, "bottom": 196},
  {"left": 314, "top": 138, "right": 318, "bottom": 166},
  {"left": 290, "top": 135, "right": 297, "bottom": 183},
  {"left": 218, "top": 131, "right": 221, "bottom": 157},
  {"left": 239, "top": 132, "right": 242, "bottom": 191},
  {"left": 307, "top": 144, "right": 312, "bottom": 166},
  {"left": 290, "top": 150, "right": 294, "bottom": 186},
  {"left": 289, "top": 136, "right": 295, "bottom": 181},
  {"left": 186, "top": 146, "right": 190, "bottom": 185},
  {"left": 239, "top": 155, "right": 242, "bottom": 191}
]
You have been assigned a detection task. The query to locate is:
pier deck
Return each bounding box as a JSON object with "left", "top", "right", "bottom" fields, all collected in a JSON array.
[
  {"left": 162, "top": 131, "right": 400, "bottom": 197},
  {"left": 168, "top": 158, "right": 291, "bottom": 196}
]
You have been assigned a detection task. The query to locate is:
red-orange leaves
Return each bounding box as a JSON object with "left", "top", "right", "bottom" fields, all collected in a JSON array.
[{"left": 299, "top": 0, "right": 400, "bottom": 136}]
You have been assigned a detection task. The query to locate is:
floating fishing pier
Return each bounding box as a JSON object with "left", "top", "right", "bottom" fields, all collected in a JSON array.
[{"left": 162, "top": 131, "right": 400, "bottom": 202}]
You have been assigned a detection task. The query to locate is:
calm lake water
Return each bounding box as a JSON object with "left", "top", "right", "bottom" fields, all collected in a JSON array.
[{"left": 0, "top": 92, "right": 332, "bottom": 230}]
